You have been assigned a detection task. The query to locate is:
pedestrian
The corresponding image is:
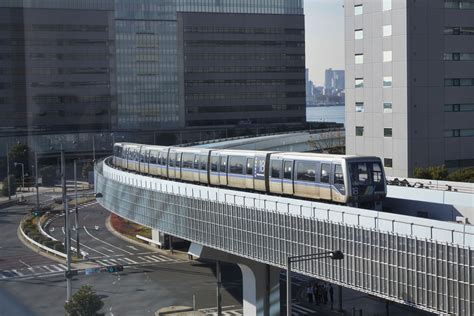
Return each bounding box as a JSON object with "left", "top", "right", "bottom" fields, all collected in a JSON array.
[
  {"left": 323, "top": 283, "right": 328, "bottom": 304},
  {"left": 306, "top": 285, "right": 313, "bottom": 303},
  {"left": 329, "top": 284, "right": 334, "bottom": 309}
]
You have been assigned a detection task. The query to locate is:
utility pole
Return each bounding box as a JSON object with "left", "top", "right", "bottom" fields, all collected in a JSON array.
[
  {"left": 62, "top": 149, "right": 72, "bottom": 302},
  {"left": 216, "top": 260, "right": 222, "bottom": 316},
  {"left": 6, "top": 143, "right": 10, "bottom": 200},
  {"left": 35, "top": 152, "right": 39, "bottom": 213},
  {"left": 92, "top": 135, "right": 96, "bottom": 162},
  {"left": 74, "top": 159, "right": 80, "bottom": 258}
]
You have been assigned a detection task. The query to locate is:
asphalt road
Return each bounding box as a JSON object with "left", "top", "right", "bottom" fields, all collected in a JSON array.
[{"left": 0, "top": 199, "right": 244, "bottom": 316}]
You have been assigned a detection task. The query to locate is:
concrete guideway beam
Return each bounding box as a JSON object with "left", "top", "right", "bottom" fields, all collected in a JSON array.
[{"left": 191, "top": 244, "right": 280, "bottom": 316}]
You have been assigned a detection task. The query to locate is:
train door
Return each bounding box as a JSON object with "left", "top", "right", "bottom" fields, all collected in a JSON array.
[
  {"left": 282, "top": 160, "right": 294, "bottom": 195},
  {"left": 331, "top": 163, "right": 346, "bottom": 203},
  {"left": 245, "top": 157, "right": 254, "bottom": 190},
  {"left": 269, "top": 159, "right": 283, "bottom": 194},
  {"left": 176, "top": 152, "right": 182, "bottom": 179},
  {"left": 209, "top": 154, "right": 219, "bottom": 185},
  {"left": 168, "top": 150, "right": 176, "bottom": 179},
  {"left": 219, "top": 155, "right": 228, "bottom": 186},
  {"left": 320, "top": 162, "right": 332, "bottom": 200}
]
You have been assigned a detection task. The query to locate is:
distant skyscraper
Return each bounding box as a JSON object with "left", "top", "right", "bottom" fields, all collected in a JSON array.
[
  {"left": 345, "top": 0, "right": 474, "bottom": 176},
  {"left": 324, "top": 68, "right": 345, "bottom": 95}
]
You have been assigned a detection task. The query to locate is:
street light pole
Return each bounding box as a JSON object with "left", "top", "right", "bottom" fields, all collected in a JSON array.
[
  {"left": 14, "top": 162, "right": 24, "bottom": 193},
  {"left": 74, "top": 159, "right": 80, "bottom": 258},
  {"left": 62, "top": 149, "right": 72, "bottom": 302},
  {"left": 92, "top": 135, "right": 96, "bottom": 162},
  {"left": 6, "top": 143, "right": 10, "bottom": 200},
  {"left": 35, "top": 152, "right": 39, "bottom": 213},
  {"left": 286, "top": 250, "right": 344, "bottom": 316}
]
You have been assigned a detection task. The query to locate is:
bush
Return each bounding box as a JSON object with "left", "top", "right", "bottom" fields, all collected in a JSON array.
[
  {"left": 54, "top": 243, "right": 65, "bottom": 253},
  {"left": 43, "top": 240, "right": 56, "bottom": 248},
  {"left": 414, "top": 165, "right": 449, "bottom": 180},
  {"left": 447, "top": 167, "right": 474, "bottom": 183},
  {"left": 64, "top": 285, "right": 104, "bottom": 316},
  {"left": 1, "top": 175, "right": 17, "bottom": 197}
]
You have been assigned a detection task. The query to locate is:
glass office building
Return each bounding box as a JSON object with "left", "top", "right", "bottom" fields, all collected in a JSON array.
[{"left": 0, "top": 0, "right": 305, "bottom": 150}]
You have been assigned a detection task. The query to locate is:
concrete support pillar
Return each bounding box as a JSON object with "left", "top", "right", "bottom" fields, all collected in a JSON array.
[
  {"left": 237, "top": 262, "right": 280, "bottom": 316},
  {"left": 151, "top": 229, "right": 169, "bottom": 248},
  {"left": 189, "top": 244, "right": 280, "bottom": 316}
]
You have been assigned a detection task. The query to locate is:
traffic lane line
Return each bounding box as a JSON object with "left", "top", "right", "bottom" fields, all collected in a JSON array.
[{"left": 83, "top": 226, "right": 133, "bottom": 255}]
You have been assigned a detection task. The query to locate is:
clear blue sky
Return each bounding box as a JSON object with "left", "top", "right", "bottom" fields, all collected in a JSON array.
[{"left": 304, "top": 0, "right": 345, "bottom": 86}]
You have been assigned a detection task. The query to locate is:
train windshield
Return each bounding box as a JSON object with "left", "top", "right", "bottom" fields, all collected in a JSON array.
[{"left": 349, "top": 162, "right": 384, "bottom": 186}]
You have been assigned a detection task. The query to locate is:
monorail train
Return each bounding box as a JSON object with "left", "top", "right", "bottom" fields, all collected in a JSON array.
[{"left": 113, "top": 143, "right": 387, "bottom": 210}]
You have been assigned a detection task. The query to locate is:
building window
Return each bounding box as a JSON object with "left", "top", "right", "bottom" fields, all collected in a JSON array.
[
  {"left": 356, "top": 126, "right": 364, "bottom": 136},
  {"left": 384, "top": 128, "right": 393, "bottom": 137},
  {"left": 444, "top": 26, "right": 474, "bottom": 35},
  {"left": 445, "top": 78, "right": 474, "bottom": 86},
  {"left": 383, "top": 0, "right": 392, "bottom": 11},
  {"left": 444, "top": 103, "right": 474, "bottom": 111},
  {"left": 355, "top": 78, "right": 364, "bottom": 88},
  {"left": 445, "top": 158, "right": 474, "bottom": 168},
  {"left": 384, "top": 158, "right": 393, "bottom": 168},
  {"left": 383, "top": 102, "right": 393, "bottom": 113},
  {"left": 444, "top": 52, "right": 474, "bottom": 60},
  {"left": 355, "top": 29, "right": 364, "bottom": 40},
  {"left": 383, "top": 25, "right": 392, "bottom": 37},
  {"left": 445, "top": 1, "right": 474, "bottom": 9},
  {"left": 383, "top": 50, "right": 392, "bottom": 62},
  {"left": 446, "top": 129, "right": 474, "bottom": 137},
  {"left": 356, "top": 102, "right": 364, "bottom": 112},
  {"left": 383, "top": 76, "right": 392, "bottom": 87},
  {"left": 355, "top": 54, "right": 364, "bottom": 64},
  {"left": 354, "top": 4, "right": 363, "bottom": 15}
]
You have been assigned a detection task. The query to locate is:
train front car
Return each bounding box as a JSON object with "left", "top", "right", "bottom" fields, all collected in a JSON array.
[{"left": 346, "top": 157, "right": 386, "bottom": 211}]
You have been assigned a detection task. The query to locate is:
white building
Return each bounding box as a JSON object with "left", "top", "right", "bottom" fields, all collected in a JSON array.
[{"left": 345, "top": 0, "right": 474, "bottom": 176}]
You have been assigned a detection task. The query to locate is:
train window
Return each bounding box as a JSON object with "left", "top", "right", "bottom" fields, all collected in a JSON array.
[
  {"left": 270, "top": 160, "right": 282, "bottom": 178},
  {"left": 194, "top": 155, "right": 199, "bottom": 169},
  {"left": 334, "top": 164, "right": 344, "bottom": 185},
  {"left": 246, "top": 158, "right": 254, "bottom": 175},
  {"left": 177, "top": 153, "right": 182, "bottom": 168},
  {"left": 321, "top": 164, "right": 331, "bottom": 183},
  {"left": 169, "top": 153, "right": 176, "bottom": 167},
  {"left": 284, "top": 161, "right": 293, "bottom": 179},
  {"left": 372, "top": 163, "right": 383, "bottom": 183},
  {"left": 220, "top": 157, "right": 227, "bottom": 172},
  {"left": 199, "top": 155, "right": 207, "bottom": 170},
  {"left": 182, "top": 153, "right": 193, "bottom": 168},
  {"left": 151, "top": 153, "right": 157, "bottom": 164},
  {"left": 351, "top": 162, "right": 369, "bottom": 184},
  {"left": 296, "top": 161, "right": 316, "bottom": 182},
  {"left": 229, "top": 156, "right": 244, "bottom": 174},
  {"left": 210, "top": 156, "right": 219, "bottom": 172}
]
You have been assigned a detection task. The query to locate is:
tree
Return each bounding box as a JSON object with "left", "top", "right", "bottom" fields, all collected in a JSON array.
[
  {"left": 1, "top": 175, "right": 17, "bottom": 196},
  {"left": 64, "top": 285, "right": 104, "bottom": 316},
  {"left": 82, "top": 161, "right": 94, "bottom": 179},
  {"left": 8, "top": 143, "right": 30, "bottom": 178},
  {"left": 38, "top": 165, "right": 58, "bottom": 186}
]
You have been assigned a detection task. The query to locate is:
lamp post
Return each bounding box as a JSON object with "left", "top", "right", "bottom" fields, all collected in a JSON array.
[
  {"left": 6, "top": 144, "right": 10, "bottom": 200},
  {"left": 92, "top": 134, "right": 96, "bottom": 162},
  {"left": 61, "top": 148, "right": 72, "bottom": 302},
  {"left": 14, "top": 162, "right": 24, "bottom": 193},
  {"left": 34, "top": 152, "right": 39, "bottom": 213},
  {"left": 286, "top": 250, "right": 344, "bottom": 316},
  {"left": 73, "top": 159, "right": 80, "bottom": 258}
]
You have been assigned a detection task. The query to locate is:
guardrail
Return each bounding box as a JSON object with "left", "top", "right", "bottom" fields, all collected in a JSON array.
[{"left": 136, "top": 234, "right": 162, "bottom": 247}]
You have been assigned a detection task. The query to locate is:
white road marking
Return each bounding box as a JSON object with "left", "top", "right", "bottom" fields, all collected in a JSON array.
[
  {"left": 102, "top": 247, "right": 115, "bottom": 253},
  {"left": 11, "top": 269, "right": 24, "bottom": 276},
  {"left": 19, "top": 259, "right": 32, "bottom": 269},
  {"left": 42, "top": 265, "right": 56, "bottom": 272},
  {"left": 62, "top": 227, "right": 65, "bottom": 234},
  {"left": 126, "top": 245, "right": 138, "bottom": 251},
  {"left": 137, "top": 256, "right": 152, "bottom": 263},
  {"left": 118, "top": 258, "right": 138, "bottom": 264},
  {"left": 50, "top": 265, "right": 65, "bottom": 272},
  {"left": 58, "top": 264, "right": 68, "bottom": 269},
  {"left": 149, "top": 255, "right": 169, "bottom": 262},
  {"left": 108, "top": 258, "right": 120, "bottom": 264},
  {"left": 95, "top": 260, "right": 109, "bottom": 266},
  {"left": 83, "top": 226, "right": 133, "bottom": 255}
]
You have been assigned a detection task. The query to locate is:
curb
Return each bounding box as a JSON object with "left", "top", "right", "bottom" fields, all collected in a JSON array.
[{"left": 105, "top": 215, "right": 190, "bottom": 261}]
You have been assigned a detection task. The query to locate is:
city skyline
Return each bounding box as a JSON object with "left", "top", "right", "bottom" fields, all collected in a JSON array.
[{"left": 304, "top": 0, "right": 345, "bottom": 86}]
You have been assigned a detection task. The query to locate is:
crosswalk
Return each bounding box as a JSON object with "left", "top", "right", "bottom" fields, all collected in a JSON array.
[
  {"left": 198, "top": 306, "right": 243, "bottom": 316},
  {"left": 0, "top": 254, "right": 178, "bottom": 280},
  {"left": 93, "top": 254, "right": 176, "bottom": 266}
]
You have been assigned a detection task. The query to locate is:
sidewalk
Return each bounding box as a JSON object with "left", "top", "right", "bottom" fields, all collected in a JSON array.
[{"left": 297, "top": 284, "right": 432, "bottom": 316}]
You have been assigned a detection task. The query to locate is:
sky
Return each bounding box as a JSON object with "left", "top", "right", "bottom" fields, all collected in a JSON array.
[{"left": 304, "top": 0, "right": 345, "bottom": 86}]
